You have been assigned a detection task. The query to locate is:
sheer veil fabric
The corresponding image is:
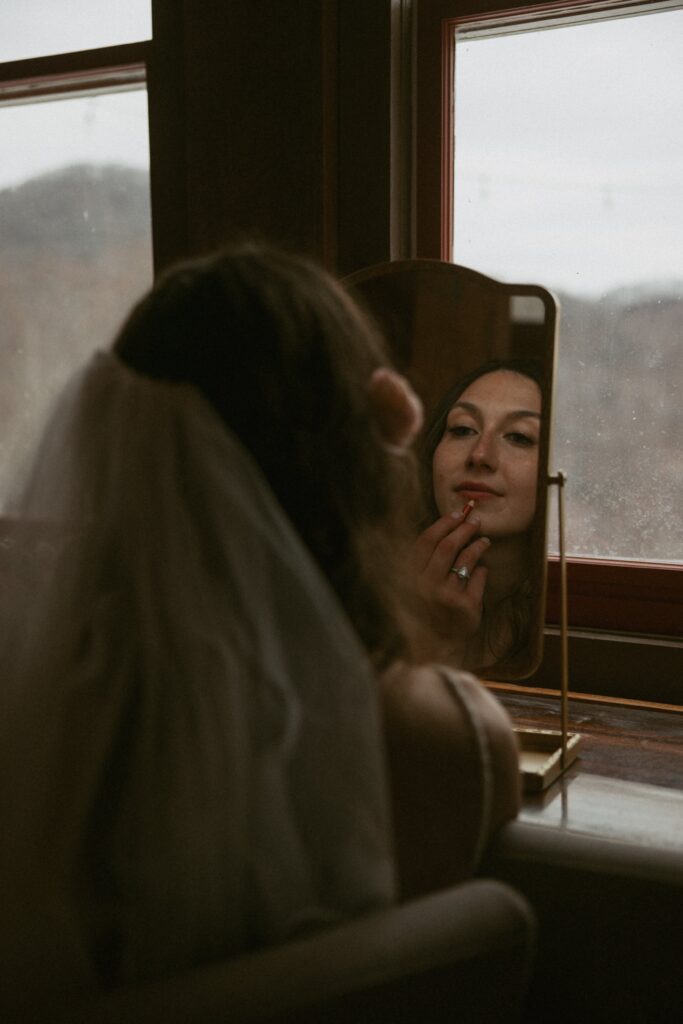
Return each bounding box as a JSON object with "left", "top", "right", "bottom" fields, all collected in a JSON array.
[{"left": 0, "top": 352, "right": 394, "bottom": 998}]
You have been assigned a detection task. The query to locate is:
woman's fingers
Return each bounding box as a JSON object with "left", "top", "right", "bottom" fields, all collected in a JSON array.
[
  {"left": 448, "top": 562, "right": 487, "bottom": 609},
  {"left": 416, "top": 516, "right": 489, "bottom": 582},
  {"left": 447, "top": 536, "right": 491, "bottom": 584},
  {"left": 414, "top": 515, "right": 462, "bottom": 571},
  {"left": 414, "top": 512, "right": 491, "bottom": 644},
  {"left": 414, "top": 511, "right": 480, "bottom": 574}
]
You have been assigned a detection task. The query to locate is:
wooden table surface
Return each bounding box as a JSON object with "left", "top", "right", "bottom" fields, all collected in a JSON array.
[{"left": 491, "top": 686, "right": 683, "bottom": 851}]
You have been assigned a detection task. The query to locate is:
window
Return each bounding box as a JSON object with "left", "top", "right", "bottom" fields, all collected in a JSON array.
[
  {"left": 0, "top": 3, "right": 153, "bottom": 504},
  {"left": 415, "top": 0, "right": 683, "bottom": 677},
  {"left": 450, "top": 8, "right": 683, "bottom": 566}
]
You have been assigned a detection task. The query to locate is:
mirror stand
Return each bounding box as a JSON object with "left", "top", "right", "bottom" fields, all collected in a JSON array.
[{"left": 516, "top": 471, "right": 582, "bottom": 792}]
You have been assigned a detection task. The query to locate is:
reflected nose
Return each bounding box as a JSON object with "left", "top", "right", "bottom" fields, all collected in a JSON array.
[{"left": 466, "top": 432, "right": 498, "bottom": 471}]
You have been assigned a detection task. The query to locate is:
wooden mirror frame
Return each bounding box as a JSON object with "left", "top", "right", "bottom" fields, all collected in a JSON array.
[{"left": 345, "top": 259, "right": 558, "bottom": 681}]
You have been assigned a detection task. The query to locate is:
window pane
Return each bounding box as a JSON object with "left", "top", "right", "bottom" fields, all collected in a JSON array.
[
  {"left": 0, "top": 0, "right": 151, "bottom": 63},
  {"left": 0, "top": 89, "right": 153, "bottom": 505},
  {"left": 452, "top": 9, "right": 683, "bottom": 562}
]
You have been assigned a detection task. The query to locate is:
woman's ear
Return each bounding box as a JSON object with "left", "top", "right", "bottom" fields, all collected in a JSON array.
[{"left": 368, "top": 367, "right": 423, "bottom": 450}]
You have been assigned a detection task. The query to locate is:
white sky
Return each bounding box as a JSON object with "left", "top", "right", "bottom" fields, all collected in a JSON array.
[
  {"left": 0, "top": 2, "right": 151, "bottom": 189},
  {"left": 453, "top": 7, "right": 683, "bottom": 296},
  {"left": 0, "top": 89, "right": 150, "bottom": 190},
  {"left": 0, "top": 0, "right": 151, "bottom": 62}
]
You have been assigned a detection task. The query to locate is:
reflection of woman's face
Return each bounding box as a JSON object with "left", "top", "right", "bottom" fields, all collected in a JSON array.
[{"left": 432, "top": 370, "right": 541, "bottom": 540}]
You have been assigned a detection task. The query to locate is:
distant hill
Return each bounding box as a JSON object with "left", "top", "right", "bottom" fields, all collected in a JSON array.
[{"left": 0, "top": 163, "right": 150, "bottom": 254}]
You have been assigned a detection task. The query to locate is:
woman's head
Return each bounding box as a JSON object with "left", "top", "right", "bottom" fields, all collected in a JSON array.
[
  {"left": 113, "top": 242, "right": 422, "bottom": 666},
  {"left": 422, "top": 360, "right": 543, "bottom": 541}
]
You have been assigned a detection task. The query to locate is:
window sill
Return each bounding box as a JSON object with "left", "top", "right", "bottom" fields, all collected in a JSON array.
[
  {"left": 545, "top": 556, "right": 683, "bottom": 635},
  {"left": 525, "top": 625, "right": 683, "bottom": 705},
  {"left": 483, "top": 682, "right": 683, "bottom": 1023},
  {"left": 489, "top": 685, "right": 683, "bottom": 790}
]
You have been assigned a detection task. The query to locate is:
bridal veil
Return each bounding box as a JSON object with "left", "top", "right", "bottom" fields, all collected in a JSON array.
[{"left": 0, "top": 352, "right": 394, "bottom": 999}]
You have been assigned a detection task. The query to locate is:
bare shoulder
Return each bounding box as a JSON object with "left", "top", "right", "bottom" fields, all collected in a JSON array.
[
  {"left": 433, "top": 666, "right": 521, "bottom": 822},
  {"left": 442, "top": 669, "right": 522, "bottom": 753},
  {"left": 379, "top": 660, "right": 521, "bottom": 817},
  {"left": 379, "top": 661, "right": 520, "bottom": 897},
  {"left": 380, "top": 661, "right": 517, "bottom": 756}
]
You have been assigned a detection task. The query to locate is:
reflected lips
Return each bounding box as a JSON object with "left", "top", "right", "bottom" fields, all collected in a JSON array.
[{"left": 456, "top": 483, "right": 501, "bottom": 502}]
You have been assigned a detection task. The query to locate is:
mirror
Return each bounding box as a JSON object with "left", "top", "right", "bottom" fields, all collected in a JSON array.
[{"left": 345, "top": 260, "right": 558, "bottom": 682}]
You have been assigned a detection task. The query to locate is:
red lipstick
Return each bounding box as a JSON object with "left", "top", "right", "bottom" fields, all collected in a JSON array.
[{"left": 460, "top": 498, "right": 475, "bottom": 520}]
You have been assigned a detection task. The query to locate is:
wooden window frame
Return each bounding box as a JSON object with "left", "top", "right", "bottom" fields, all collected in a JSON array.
[
  {"left": 0, "top": 41, "right": 153, "bottom": 258},
  {"left": 0, "top": 1, "right": 191, "bottom": 276},
  {"left": 0, "top": 45, "right": 148, "bottom": 101},
  {"left": 414, "top": 0, "right": 683, "bottom": 688}
]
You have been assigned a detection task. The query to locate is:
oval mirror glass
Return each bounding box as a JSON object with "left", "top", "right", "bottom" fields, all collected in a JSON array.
[{"left": 346, "top": 260, "right": 558, "bottom": 681}]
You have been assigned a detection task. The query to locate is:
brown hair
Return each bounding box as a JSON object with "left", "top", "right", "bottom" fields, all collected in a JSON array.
[{"left": 114, "top": 243, "right": 421, "bottom": 668}]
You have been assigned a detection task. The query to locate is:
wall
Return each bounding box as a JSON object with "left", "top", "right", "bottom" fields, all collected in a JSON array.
[{"left": 149, "top": 0, "right": 396, "bottom": 277}]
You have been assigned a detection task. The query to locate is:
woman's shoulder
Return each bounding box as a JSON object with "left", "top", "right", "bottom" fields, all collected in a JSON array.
[
  {"left": 379, "top": 660, "right": 521, "bottom": 897},
  {"left": 380, "top": 661, "right": 516, "bottom": 751}
]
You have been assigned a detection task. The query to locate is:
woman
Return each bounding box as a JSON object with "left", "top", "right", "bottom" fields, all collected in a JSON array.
[
  {"left": 0, "top": 246, "right": 519, "bottom": 1008},
  {"left": 416, "top": 360, "right": 543, "bottom": 673}
]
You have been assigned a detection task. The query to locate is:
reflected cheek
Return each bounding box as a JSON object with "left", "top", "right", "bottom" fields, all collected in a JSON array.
[
  {"left": 515, "top": 467, "right": 539, "bottom": 530},
  {"left": 432, "top": 467, "right": 451, "bottom": 516},
  {"left": 518, "top": 490, "right": 537, "bottom": 531},
  {"left": 432, "top": 448, "right": 459, "bottom": 516}
]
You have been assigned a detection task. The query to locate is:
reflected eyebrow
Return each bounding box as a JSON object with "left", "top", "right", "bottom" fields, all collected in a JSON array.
[
  {"left": 508, "top": 410, "right": 542, "bottom": 420},
  {"left": 450, "top": 400, "right": 541, "bottom": 420}
]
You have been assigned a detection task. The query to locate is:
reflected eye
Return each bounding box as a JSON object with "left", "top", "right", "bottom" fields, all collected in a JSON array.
[
  {"left": 446, "top": 424, "right": 477, "bottom": 438},
  {"left": 506, "top": 431, "right": 537, "bottom": 448}
]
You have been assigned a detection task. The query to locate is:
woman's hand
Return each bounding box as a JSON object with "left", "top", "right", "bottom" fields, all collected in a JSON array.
[{"left": 413, "top": 509, "right": 490, "bottom": 662}]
